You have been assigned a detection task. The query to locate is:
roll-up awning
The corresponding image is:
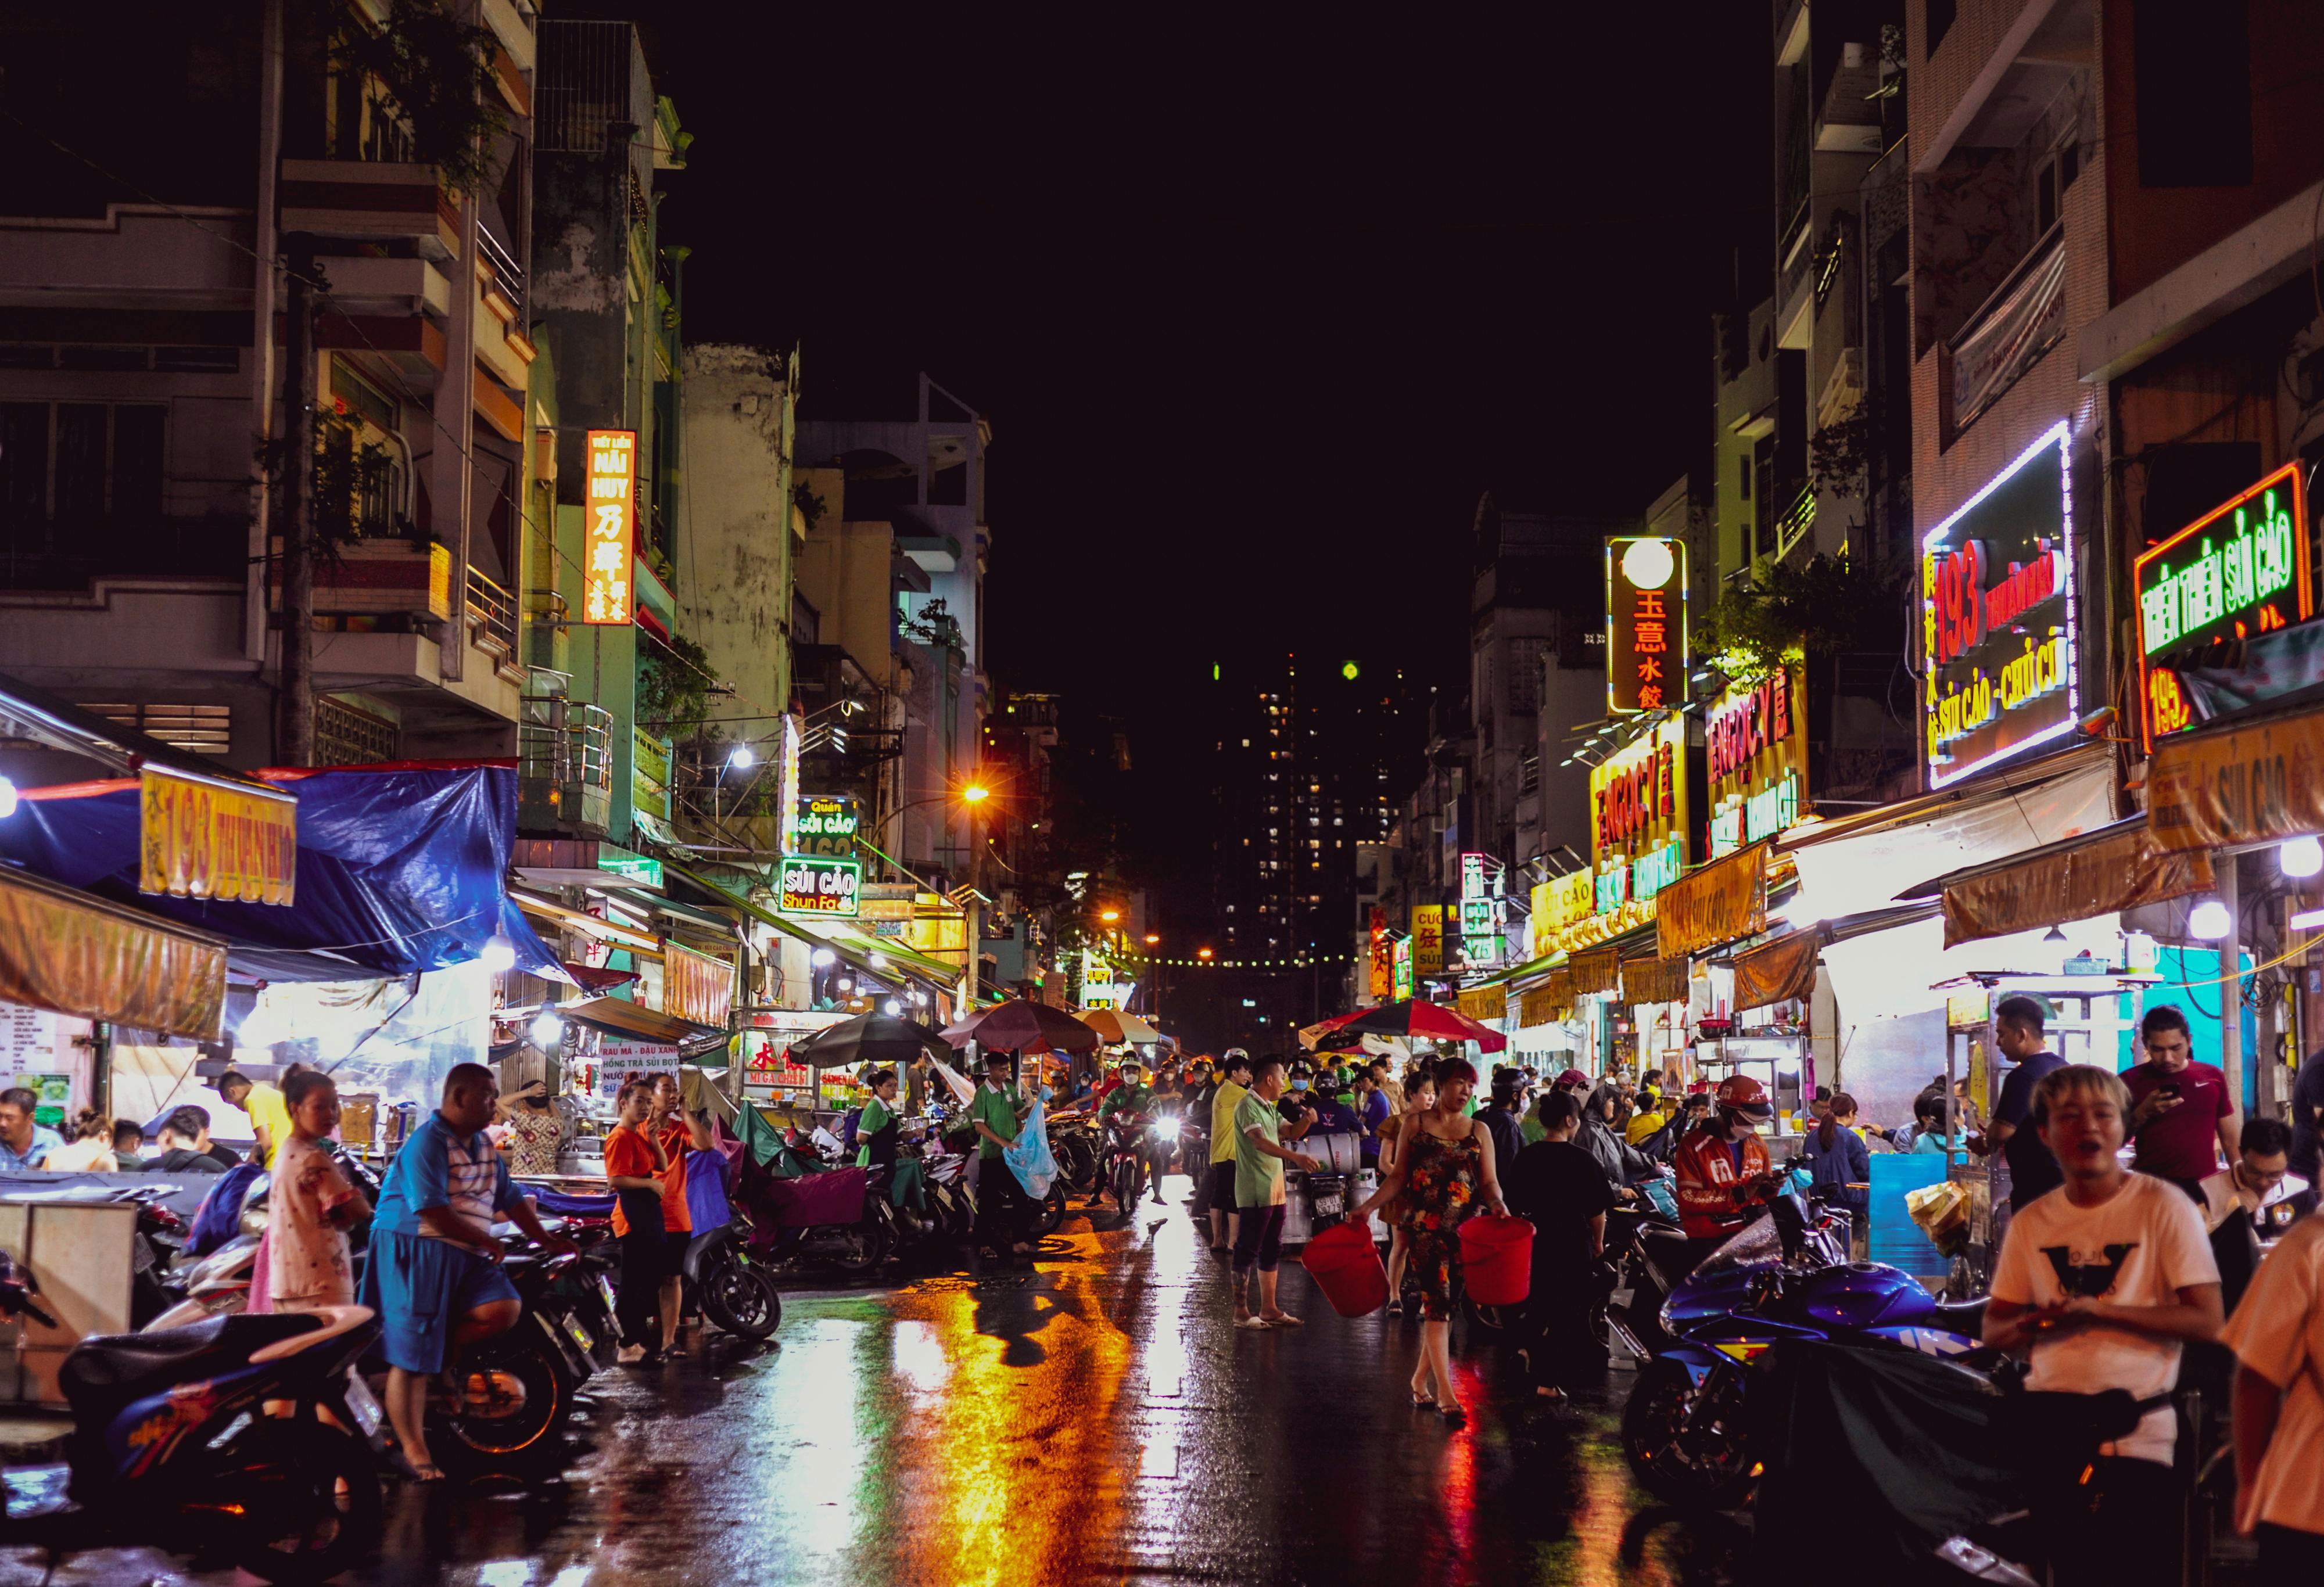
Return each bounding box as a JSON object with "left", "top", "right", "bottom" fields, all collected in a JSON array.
[
  {"left": 1921, "top": 815, "right": 2216, "bottom": 949},
  {"left": 0, "top": 866, "right": 227, "bottom": 1040},
  {"left": 1656, "top": 842, "right": 1771, "bottom": 960},
  {"left": 1733, "top": 929, "right": 1826, "bottom": 1012},
  {"left": 558, "top": 994, "right": 730, "bottom": 1062},
  {"left": 1619, "top": 956, "right": 1690, "bottom": 1005},
  {"left": 1570, "top": 946, "right": 1622, "bottom": 996}
]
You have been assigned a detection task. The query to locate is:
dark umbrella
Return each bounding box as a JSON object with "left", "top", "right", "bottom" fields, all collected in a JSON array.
[
  {"left": 941, "top": 999, "right": 1100, "bottom": 1054},
  {"left": 787, "top": 1012, "right": 955, "bottom": 1072}
]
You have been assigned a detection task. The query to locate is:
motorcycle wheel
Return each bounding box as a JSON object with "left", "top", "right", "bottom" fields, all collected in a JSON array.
[
  {"left": 1111, "top": 1158, "right": 1138, "bottom": 1216},
  {"left": 214, "top": 1416, "right": 382, "bottom": 1585},
  {"left": 700, "top": 1256, "right": 782, "bottom": 1341},
  {"left": 431, "top": 1335, "right": 568, "bottom": 1477},
  {"left": 827, "top": 1215, "right": 893, "bottom": 1275},
  {"left": 1030, "top": 1187, "right": 1066, "bottom": 1237},
  {"left": 1620, "top": 1357, "right": 1755, "bottom": 1508}
]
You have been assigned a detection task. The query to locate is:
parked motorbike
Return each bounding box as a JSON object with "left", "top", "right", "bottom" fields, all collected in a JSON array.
[
  {"left": 1050, "top": 1114, "right": 1101, "bottom": 1197},
  {"left": 417, "top": 1227, "right": 597, "bottom": 1478},
  {"left": 1593, "top": 1189, "right": 1690, "bottom": 1359},
  {"left": 1618, "top": 1189, "right": 1995, "bottom": 1507},
  {"left": 750, "top": 1143, "right": 896, "bottom": 1274},
  {"left": 1, "top": 1253, "right": 385, "bottom": 1584}
]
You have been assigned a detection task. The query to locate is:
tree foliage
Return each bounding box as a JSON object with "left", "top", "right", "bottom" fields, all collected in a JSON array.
[
  {"left": 1697, "top": 553, "right": 1911, "bottom": 680},
  {"left": 331, "top": 0, "right": 508, "bottom": 195}
]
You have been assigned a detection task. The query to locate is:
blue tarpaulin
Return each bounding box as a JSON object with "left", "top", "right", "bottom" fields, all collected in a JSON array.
[{"left": 0, "top": 762, "right": 563, "bottom": 980}]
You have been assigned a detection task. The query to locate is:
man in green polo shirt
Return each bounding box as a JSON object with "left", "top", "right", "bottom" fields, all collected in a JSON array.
[
  {"left": 969, "top": 1050, "right": 1034, "bottom": 1259},
  {"left": 1102, "top": 1060, "right": 1159, "bottom": 1208}
]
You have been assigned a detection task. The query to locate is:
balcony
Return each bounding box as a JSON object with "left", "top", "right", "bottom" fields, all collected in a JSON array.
[
  {"left": 1949, "top": 225, "right": 2065, "bottom": 437},
  {"left": 1814, "top": 48, "right": 1884, "bottom": 154},
  {"left": 280, "top": 160, "right": 460, "bottom": 261},
  {"left": 267, "top": 538, "right": 450, "bottom": 621},
  {"left": 519, "top": 692, "right": 614, "bottom": 835},
  {"left": 466, "top": 565, "right": 519, "bottom": 672}
]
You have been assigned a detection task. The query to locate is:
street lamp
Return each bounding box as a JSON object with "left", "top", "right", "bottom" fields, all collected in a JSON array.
[
  {"left": 1100, "top": 909, "right": 1121, "bottom": 924},
  {"left": 1145, "top": 933, "right": 1160, "bottom": 946},
  {"left": 961, "top": 783, "right": 991, "bottom": 805},
  {"left": 1197, "top": 947, "right": 1214, "bottom": 961},
  {"left": 726, "top": 743, "right": 756, "bottom": 770}
]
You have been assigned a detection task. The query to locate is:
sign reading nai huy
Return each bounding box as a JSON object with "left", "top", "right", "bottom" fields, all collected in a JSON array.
[
  {"left": 1922, "top": 421, "right": 2077, "bottom": 788},
  {"left": 582, "top": 429, "right": 637, "bottom": 626},
  {"left": 2135, "top": 463, "right": 2312, "bottom": 750}
]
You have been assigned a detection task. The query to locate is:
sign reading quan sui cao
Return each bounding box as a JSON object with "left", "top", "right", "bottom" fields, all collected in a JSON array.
[{"left": 138, "top": 767, "right": 297, "bottom": 906}]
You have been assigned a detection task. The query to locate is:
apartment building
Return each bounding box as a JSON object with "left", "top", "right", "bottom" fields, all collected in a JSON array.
[{"left": 0, "top": 1, "right": 543, "bottom": 767}]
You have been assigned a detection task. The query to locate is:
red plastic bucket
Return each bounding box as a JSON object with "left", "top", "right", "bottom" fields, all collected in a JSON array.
[
  {"left": 1300, "top": 1219, "right": 1389, "bottom": 1316},
  {"left": 1458, "top": 1214, "right": 1534, "bottom": 1305}
]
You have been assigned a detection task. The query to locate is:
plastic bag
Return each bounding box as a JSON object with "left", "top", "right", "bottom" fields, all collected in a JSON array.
[
  {"left": 1004, "top": 1092, "right": 1059, "bottom": 1199},
  {"left": 1906, "top": 1179, "right": 1971, "bottom": 1256}
]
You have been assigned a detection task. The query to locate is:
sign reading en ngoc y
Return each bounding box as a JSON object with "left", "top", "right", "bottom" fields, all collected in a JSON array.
[{"left": 1922, "top": 421, "right": 2076, "bottom": 788}]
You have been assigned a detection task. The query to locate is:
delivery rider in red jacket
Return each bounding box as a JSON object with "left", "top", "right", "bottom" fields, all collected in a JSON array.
[{"left": 1673, "top": 1075, "right": 1783, "bottom": 1251}]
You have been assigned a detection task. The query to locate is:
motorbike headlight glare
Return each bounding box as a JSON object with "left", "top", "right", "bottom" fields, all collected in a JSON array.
[{"left": 1148, "top": 1119, "right": 1173, "bottom": 1140}]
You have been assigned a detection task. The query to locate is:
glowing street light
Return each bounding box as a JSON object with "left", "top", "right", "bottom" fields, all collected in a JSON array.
[
  {"left": 727, "top": 743, "right": 756, "bottom": 770},
  {"left": 1100, "top": 909, "right": 1121, "bottom": 924},
  {"left": 1145, "top": 933, "right": 1160, "bottom": 945},
  {"left": 961, "top": 783, "right": 991, "bottom": 804},
  {"left": 1197, "top": 947, "right": 1214, "bottom": 961}
]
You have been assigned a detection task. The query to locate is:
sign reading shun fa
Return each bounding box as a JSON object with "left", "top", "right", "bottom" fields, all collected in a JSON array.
[
  {"left": 582, "top": 429, "right": 636, "bottom": 625},
  {"left": 777, "top": 855, "right": 860, "bottom": 917},
  {"left": 1705, "top": 667, "right": 1805, "bottom": 860},
  {"left": 1607, "top": 536, "right": 1687, "bottom": 714},
  {"left": 1922, "top": 421, "right": 2076, "bottom": 788},
  {"left": 2135, "top": 463, "right": 2312, "bottom": 749}
]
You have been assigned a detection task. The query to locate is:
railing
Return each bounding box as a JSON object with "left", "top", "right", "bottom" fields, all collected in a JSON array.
[
  {"left": 476, "top": 225, "right": 526, "bottom": 322},
  {"left": 467, "top": 566, "right": 518, "bottom": 659},
  {"left": 358, "top": 94, "right": 418, "bottom": 165},
  {"left": 518, "top": 693, "right": 614, "bottom": 833},
  {"left": 1772, "top": 487, "right": 1817, "bottom": 562}
]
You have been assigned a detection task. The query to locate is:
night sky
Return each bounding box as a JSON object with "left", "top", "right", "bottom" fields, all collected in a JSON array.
[{"left": 611, "top": 6, "right": 1771, "bottom": 902}]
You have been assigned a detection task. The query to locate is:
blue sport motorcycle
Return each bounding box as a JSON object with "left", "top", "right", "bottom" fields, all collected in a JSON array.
[{"left": 1615, "top": 1187, "right": 1997, "bottom": 1507}]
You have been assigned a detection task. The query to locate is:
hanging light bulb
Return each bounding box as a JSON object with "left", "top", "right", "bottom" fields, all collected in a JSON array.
[
  {"left": 2189, "top": 897, "right": 2232, "bottom": 939},
  {"left": 727, "top": 743, "right": 756, "bottom": 770},
  {"left": 883, "top": 999, "right": 903, "bottom": 1017},
  {"left": 810, "top": 947, "right": 838, "bottom": 968},
  {"left": 480, "top": 935, "right": 518, "bottom": 973},
  {"left": 2281, "top": 836, "right": 2324, "bottom": 878},
  {"left": 530, "top": 1010, "right": 564, "bottom": 1049}
]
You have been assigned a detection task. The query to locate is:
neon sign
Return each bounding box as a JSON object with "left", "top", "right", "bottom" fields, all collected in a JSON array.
[
  {"left": 2133, "top": 464, "right": 2312, "bottom": 749},
  {"left": 1921, "top": 422, "right": 2076, "bottom": 787},
  {"left": 582, "top": 429, "right": 636, "bottom": 626},
  {"left": 1607, "top": 536, "right": 1688, "bottom": 714},
  {"left": 777, "top": 856, "right": 860, "bottom": 917}
]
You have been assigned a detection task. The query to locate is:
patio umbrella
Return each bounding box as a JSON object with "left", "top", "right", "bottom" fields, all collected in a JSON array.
[
  {"left": 786, "top": 1011, "right": 955, "bottom": 1072},
  {"left": 941, "top": 999, "right": 1100, "bottom": 1054},
  {"left": 1082, "top": 1009, "right": 1161, "bottom": 1045},
  {"left": 1303, "top": 999, "right": 1508, "bottom": 1054}
]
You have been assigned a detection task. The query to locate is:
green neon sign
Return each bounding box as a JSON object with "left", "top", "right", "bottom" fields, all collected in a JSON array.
[{"left": 2136, "top": 480, "right": 2300, "bottom": 658}]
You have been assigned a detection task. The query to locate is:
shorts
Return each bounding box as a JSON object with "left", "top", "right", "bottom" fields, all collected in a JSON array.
[
  {"left": 356, "top": 1228, "right": 520, "bottom": 1374},
  {"left": 665, "top": 1230, "right": 694, "bottom": 1285},
  {"left": 1209, "top": 1162, "right": 1238, "bottom": 1208}
]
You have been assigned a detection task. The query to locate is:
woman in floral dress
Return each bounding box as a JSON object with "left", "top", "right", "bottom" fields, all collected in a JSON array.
[{"left": 1351, "top": 1057, "right": 1508, "bottom": 1424}]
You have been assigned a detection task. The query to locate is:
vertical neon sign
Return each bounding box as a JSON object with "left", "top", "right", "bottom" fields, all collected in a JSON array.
[{"left": 582, "top": 429, "right": 636, "bottom": 626}]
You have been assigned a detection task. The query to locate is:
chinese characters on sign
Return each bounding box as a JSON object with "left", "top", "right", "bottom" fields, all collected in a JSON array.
[
  {"left": 777, "top": 856, "right": 862, "bottom": 917},
  {"left": 138, "top": 767, "right": 297, "bottom": 905},
  {"left": 1705, "top": 667, "right": 1806, "bottom": 860},
  {"left": 1391, "top": 936, "right": 1414, "bottom": 1001},
  {"left": 1921, "top": 422, "right": 2076, "bottom": 787},
  {"left": 582, "top": 429, "right": 637, "bottom": 626},
  {"left": 1410, "top": 903, "right": 1444, "bottom": 975},
  {"left": 1459, "top": 852, "right": 1505, "bottom": 970},
  {"left": 2134, "top": 464, "right": 2312, "bottom": 749},
  {"left": 1368, "top": 906, "right": 1391, "bottom": 997},
  {"left": 1607, "top": 536, "right": 1687, "bottom": 714},
  {"left": 1588, "top": 717, "right": 1690, "bottom": 917}
]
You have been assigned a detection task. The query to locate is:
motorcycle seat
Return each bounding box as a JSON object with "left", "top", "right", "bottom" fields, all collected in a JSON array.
[
  {"left": 62, "top": 1312, "right": 321, "bottom": 1417},
  {"left": 1931, "top": 1297, "right": 1988, "bottom": 1334}
]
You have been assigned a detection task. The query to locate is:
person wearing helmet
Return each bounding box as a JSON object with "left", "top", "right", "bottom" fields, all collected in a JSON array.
[{"left": 1672, "top": 1073, "right": 1783, "bottom": 1255}]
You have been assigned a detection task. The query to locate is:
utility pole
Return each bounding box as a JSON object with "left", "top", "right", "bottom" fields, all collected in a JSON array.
[{"left": 277, "top": 236, "right": 318, "bottom": 766}]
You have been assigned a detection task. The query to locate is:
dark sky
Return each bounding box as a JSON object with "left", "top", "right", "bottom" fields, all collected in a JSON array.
[{"left": 629, "top": 9, "right": 1772, "bottom": 719}]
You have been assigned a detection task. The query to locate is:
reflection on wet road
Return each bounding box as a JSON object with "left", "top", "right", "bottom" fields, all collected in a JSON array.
[{"left": 6, "top": 1176, "right": 1742, "bottom": 1585}]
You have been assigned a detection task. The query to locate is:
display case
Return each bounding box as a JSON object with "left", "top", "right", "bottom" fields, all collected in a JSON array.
[{"left": 1690, "top": 1032, "right": 1809, "bottom": 1136}]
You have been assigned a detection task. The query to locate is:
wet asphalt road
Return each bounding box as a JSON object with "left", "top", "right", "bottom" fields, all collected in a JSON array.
[{"left": 3, "top": 1173, "right": 1747, "bottom": 1586}]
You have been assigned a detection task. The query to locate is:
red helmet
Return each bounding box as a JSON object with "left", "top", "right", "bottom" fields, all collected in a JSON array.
[{"left": 1715, "top": 1073, "right": 1774, "bottom": 1118}]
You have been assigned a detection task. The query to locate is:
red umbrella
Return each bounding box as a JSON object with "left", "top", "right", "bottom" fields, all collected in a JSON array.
[
  {"left": 940, "top": 999, "right": 1100, "bottom": 1053},
  {"left": 1303, "top": 999, "right": 1508, "bottom": 1053}
]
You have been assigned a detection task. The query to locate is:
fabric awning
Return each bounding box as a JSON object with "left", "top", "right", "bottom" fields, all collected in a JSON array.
[
  {"left": 1516, "top": 976, "right": 1573, "bottom": 1027},
  {"left": 560, "top": 994, "right": 729, "bottom": 1060},
  {"left": 1455, "top": 985, "right": 1507, "bottom": 1023},
  {"left": 1619, "top": 956, "right": 1690, "bottom": 1006},
  {"left": 1733, "top": 929, "right": 1825, "bottom": 1012},
  {"left": 1927, "top": 816, "right": 2215, "bottom": 949},
  {"left": 1, "top": 762, "right": 565, "bottom": 982},
  {"left": 0, "top": 865, "right": 227, "bottom": 1040},
  {"left": 1656, "top": 841, "right": 1771, "bottom": 960},
  {"left": 664, "top": 860, "right": 962, "bottom": 993},
  {"left": 1570, "top": 946, "right": 1621, "bottom": 996}
]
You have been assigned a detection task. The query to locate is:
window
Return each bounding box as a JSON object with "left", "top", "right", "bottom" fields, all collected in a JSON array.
[
  {"left": 1507, "top": 637, "right": 1547, "bottom": 714},
  {"left": 2036, "top": 124, "right": 2081, "bottom": 235},
  {"left": 79, "top": 702, "right": 230, "bottom": 756},
  {"left": 0, "top": 401, "right": 166, "bottom": 525},
  {"left": 1738, "top": 454, "right": 1751, "bottom": 500},
  {"left": 2133, "top": 0, "right": 2252, "bottom": 188}
]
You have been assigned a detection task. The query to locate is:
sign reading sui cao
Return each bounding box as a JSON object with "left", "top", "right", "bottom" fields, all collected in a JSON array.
[
  {"left": 2135, "top": 463, "right": 2312, "bottom": 749},
  {"left": 1921, "top": 421, "right": 2077, "bottom": 788},
  {"left": 793, "top": 793, "right": 860, "bottom": 857},
  {"left": 777, "top": 855, "right": 861, "bottom": 917}
]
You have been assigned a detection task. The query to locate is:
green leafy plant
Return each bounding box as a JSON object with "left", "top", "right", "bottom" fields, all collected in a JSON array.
[
  {"left": 637, "top": 631, "right": 716, "bottom": 738},
  {"left": 330, "top": 0, "right": 509, "bottom": 195},
  {"left": 1698, "top": 552, "right": 1911, "bottom": 680},
  {"left": 899, "top": 597, "right": 964, "bottom": 655}
]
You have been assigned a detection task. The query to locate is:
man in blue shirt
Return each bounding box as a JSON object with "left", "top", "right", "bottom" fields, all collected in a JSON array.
[
  {"left": 0, "top": 1088, "right": 63, "bottom": 1172},
  {"left": 1355, "top": 1064, "right": 1392, "bottom": 1170},
  {"left": 1972, "top": 994, "right": 2067, "bottom": 1212},
  {"left": 358, "top": 1062, "right": 569, "bottom": 1481}
]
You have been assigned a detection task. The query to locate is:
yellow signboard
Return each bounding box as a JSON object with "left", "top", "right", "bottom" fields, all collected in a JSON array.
[
  {"left": 139, "top": 767, "right": 296, "bottom": 906},
  {"left": 2147, "top": 707, "right": 2324, "bottom": 851},
  {"left": 1529, "top": 870, "right": 1595, "bottom": 958},
  {"left": 582, "top": 429, "right": 636, "bottom": 626},
  {"left": 1411, "top": 904, "right": 1444, "bottom": 975},
  {"left": 1655, "top": 840, "right": 1770, "bottom": 960}
]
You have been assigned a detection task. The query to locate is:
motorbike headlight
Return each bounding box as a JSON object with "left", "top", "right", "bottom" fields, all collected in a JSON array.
[{"left": 1147, "top": 1119, "right": 1174, "bottom": 1140}]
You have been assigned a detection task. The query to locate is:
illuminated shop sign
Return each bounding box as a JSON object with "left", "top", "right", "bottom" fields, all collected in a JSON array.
[
  {"left": 2135, "top": 463, "right": 2312, "bottom": 749},
  {"left": 582, "top": 429, "right": 636, "bottom": 626},
  {"left": 777, "top": 855, "right": 860, "bottom": 917},
  {"left": 1705, "top": 667, "right": 1807, "bottom": 861},
  {"left": 1921, "top": 421, "right": 2076, "bottom": 788},
  {"left": 1369, "top": 906, "right": 1391, "bottom": 997},
  {"left": 1411, "top": 904, "right": 1444, "bottom": 974},
  {"left": 1459, "top": 852, "right": 1504, "bottom": 970},
  {"left": 1391, "top": 936, "right": 1414, "bottom": 1001},
  {"left": 1588, "top": 716, "right": 1691, "bottom": 918},
  {"left": 793, "top": 793, "right": 859, "bottom": 856},
  {"left": 1528, "top": 870, "right": 1594, "bottom": 958},
  {"left": 1607, "top": 536, "right": 1688, "bottom": 714}
]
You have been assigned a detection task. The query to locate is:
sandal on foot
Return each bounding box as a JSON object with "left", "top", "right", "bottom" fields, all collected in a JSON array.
[
  {"left": 1259, "top": 1311, "right": 1304, "bottom": 1327},
  {"left": 1410, "top": 1389, "right": 1436, "bottom": 1408},
  {"left": 1235, "top": 1313, "right": 1272, "bottom": 1329},
  {"left": 388, "top": 1452, "right": 446, "bottom": 1484},
  {"left": 1437, "top": 1402, "right": 1468, "bottom": 1426}
]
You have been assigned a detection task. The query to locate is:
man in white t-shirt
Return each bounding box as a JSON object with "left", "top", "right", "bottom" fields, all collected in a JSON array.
[
  {"left": 1985, "top": 1064, "right": 2222, "bottom": 1587},
  {"left": 2223, "top": 1212, "right": 2324, "bottom": 1572}
]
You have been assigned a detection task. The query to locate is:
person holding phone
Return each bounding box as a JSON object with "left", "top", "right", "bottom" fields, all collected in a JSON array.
[{"left": 2122, "top": 1005, "right": 2240, "bottom": 1200}]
